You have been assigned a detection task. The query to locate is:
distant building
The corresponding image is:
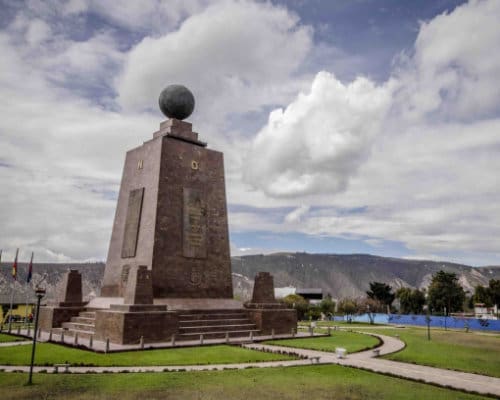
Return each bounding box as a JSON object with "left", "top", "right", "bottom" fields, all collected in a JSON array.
[
  {"left": 474, "top": 303, "right": 498, "bottom": 320},
  {"left": 274, "top": 287, "right": 323, "bottom": 304}
]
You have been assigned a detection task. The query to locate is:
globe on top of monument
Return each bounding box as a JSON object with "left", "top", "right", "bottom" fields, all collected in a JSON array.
[{"left": 159, "top": 84, "right": 195, "bottom": 120}]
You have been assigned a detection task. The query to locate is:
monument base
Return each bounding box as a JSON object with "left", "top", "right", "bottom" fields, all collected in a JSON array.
[
  {"left": 246, "top": 308, "right": 297, "bottom": 335},
  {"left": 94, "top": 304, "right": 178, "bottom": 345},
  {"left": 38, "top": 305, "right": 86, "bottom": 331}
]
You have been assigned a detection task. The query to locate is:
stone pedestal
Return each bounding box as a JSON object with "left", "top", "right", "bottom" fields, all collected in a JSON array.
[
  {"left": 95, "top": 264, "right": 177, "bottom": 344},
  {"left": 39, "top": 269, "right": 86, "bottom": 330},
  {"left": 245, "top": 272, "right": 297, "bottom": 335}
]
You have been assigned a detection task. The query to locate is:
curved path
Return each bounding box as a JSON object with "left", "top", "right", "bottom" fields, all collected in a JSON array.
[{"left": 0, "top": 332, "right": 499, "bottom": 397}]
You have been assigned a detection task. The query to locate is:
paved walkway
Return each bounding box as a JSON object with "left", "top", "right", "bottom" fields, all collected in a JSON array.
[
  {"left": 0, "top": 340, "right": 31, "bottom": 347},
  {"left": 1, "top": 330, "right": 499, "bottom": 397}
]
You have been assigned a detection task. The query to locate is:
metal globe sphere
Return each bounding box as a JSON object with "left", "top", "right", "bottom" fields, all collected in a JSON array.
[{"left": 158, "top": 85, "right": 195, "bottom": 120}]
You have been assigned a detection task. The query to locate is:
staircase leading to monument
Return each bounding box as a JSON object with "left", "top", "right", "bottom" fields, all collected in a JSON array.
[
  {"left": 177, "top": 309, "right": 259, "bottom": 341},
  {"left": 55, "top": 309, "right": 259, "bottom": 342},
  {"left": 58, "top": 311, "right": 96, "bottom": 339}
]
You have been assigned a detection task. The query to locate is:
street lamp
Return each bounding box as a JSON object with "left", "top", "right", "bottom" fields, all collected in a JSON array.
[{"left": 27, "top": 286, "right": 45, "bottom": 385}]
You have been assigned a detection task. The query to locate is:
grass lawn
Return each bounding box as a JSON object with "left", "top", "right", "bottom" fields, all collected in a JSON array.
[
  {"left": 368, "top": 327, "right": 500, "bottom": 377},
  {"left": 264, "top": 330, "right": 380, "bottom": 353},
  {"left": 0, "top": 365, "right": 489, "bottom": 400},
  {"left": 0, "top": 334, "right": 27, "bottom": 343},
  {"left": 0, "top": 343, "right": 294, "bottom": 367}
]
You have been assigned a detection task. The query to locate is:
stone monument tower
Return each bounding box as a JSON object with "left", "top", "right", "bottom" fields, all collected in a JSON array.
[
  {"left": 40, "top": 85, "right": 296, "bottom": 345},
  {"left": 99, "top": 85, "right": 233, "bottom": 305}
]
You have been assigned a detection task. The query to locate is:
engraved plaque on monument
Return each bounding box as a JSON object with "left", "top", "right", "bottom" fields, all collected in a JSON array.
[
  {"left": 183, "top": 187, "right": 207, "bottom": 258},
  {"left": 121, "top": 188, "right": 144, "bottom": 258}
]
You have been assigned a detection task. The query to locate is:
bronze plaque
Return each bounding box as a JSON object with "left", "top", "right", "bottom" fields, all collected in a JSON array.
[
  {"left": 121, "top": 188, "right": 144, "bottom": 258},
  {"left": 183, "top": 187, "right": 207, "bottom": 258}
]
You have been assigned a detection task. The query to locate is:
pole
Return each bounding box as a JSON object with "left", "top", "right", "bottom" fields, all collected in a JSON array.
[
  {"left": 27, "top": 288, "right": 45, "bottom": 385},
  {"left": 427, "top": 307, "right": 431, "bottom": 341},
  {"left": 25, "top": 251, "right": 34, "bottom": 329},
  {"left": 444, "top": 306, "right": 447, "bottom": 331},
  {"left": 24, "top": 292, "right": 30, "bottom": 329},
  {"left": 8, "top": 248, "right": 19, "bottom": 332},
  {"left": 8, "top": 286, "right": 15, "bottom": 333}
]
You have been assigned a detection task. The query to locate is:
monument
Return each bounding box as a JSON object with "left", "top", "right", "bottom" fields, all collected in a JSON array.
[{"left": 40, "top": 85, "right": 296, "bottom": 344}]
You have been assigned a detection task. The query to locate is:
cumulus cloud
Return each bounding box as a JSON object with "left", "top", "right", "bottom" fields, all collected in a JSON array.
[
  {"left": 116, "top": 0, "right": 312, "bottom": 124},
  {"left": 284, "top": 205, "right": 310, "bottom": 224},
  {"left": 241, "top": 0, "right": 500, "bottom": 264},
  {"left": 393, "top": 0, "right": 500, "bottom": 121},
  {"left": 1, "top": 0, "right": 499, "bottom": 266},
  {"left": 244, "top": 71, "right": 391, "bottom": 197}
]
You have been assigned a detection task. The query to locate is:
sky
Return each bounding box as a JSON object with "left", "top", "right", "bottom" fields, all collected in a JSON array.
[{"left": 0, "top": 0, "right": 499, "bottom": 267}]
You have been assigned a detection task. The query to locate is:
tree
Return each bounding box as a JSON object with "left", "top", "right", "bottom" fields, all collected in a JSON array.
[
  {"left": 367, "top": 282, "right": 395, "bottom": 310},
  {"left": 488, "top": 279, "right": 500, "bottom": 308},
  {"left": 337, "top": 298, "right": 358, "bottom": 323},
  {"left": 305, "top": 305, "right": 322, "bottom": 321},
  {"left": 396, "top": 287, "right": 426, "bottom": 314},
  {"left": 282, "top": 294, "right": 309, "bottom": 320},
  {"left": 427, "top": 271, "right": 465, "bottom": 313},
  {"left": 357, "top": 297, "right": 383, "bottom": 324},
  {"left": 473, "top": 285, "right": 492, "bottom": 307},
  {"left": 319, "top": 294, "right": 336, "bottom": 318}
]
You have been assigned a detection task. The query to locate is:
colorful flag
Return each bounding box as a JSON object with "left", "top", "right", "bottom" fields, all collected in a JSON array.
[
  {"left": 12, "top": 248, "right": 18, "bottom": 280},
  {"left": 27, "top": 252, "right": 33, "bottom": 283}
]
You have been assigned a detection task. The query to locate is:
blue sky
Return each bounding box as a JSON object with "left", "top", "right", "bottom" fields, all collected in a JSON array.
[{"left": 0, "top": 0, "right": 499, "bottom": 266}]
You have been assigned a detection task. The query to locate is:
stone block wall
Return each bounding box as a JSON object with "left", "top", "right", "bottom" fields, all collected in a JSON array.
[
  {"left": 247, "top": 309, "right": 297, "bottom": 335},
  {"left": 38, "top": 306, "right": 85, "bottom": 331},
  {"left": 94, "top": 309, "right": 179, "bottom": 344}
]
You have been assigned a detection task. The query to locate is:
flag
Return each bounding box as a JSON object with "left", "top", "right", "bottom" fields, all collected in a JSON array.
[
  {"left": 12, "top": 248, "right": 18, "bottom": 280},
  {"left": 27, "top": 252, "right": 33, "bottom": 283}
]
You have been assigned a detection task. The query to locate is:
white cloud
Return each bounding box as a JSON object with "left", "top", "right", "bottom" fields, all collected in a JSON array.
[
  {"left": 240, "top": 0, "right": 500, "bottom": 264},
  {"left": 393, "top": 0, "right": 500, "bottom": 121},
  {"left": 1, "top": 0, "right": 500, "bottom": 267},
  {"left": 244, "top": 71, "right": 391, "bottom": 197},
  {"left": 116, "top": 0, "right": 312, "bottom": 124},
  {"left": 25, "top": 19, "right": 51, "bottom": 46},
  {"left": 284, "top": 205, "right": 310, "bottom": 224}
]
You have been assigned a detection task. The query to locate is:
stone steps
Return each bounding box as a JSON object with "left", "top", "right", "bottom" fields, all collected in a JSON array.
[
  {"left": 178, "top": 329, "right": 260, "bottom": 341},
  {"left": 71, "top": 316, "right": 95, "bottom": 324},
  {"left": 179, "top": 323, "right": 256, "bottom": 334},
  {"left": 177, "top": 309, "right": 259, "bottom": 341},
  {"left": 62, "top": 321, "right": 95, "bottom": 332},
  {"left": 60, "top": 310, "right": 97, "bottom": 339},
  {"left": 179, "top": 312, "right": 247, "bottom": 320},
  {"left": 179, "top": 318, "right": 250, "bottom": 327}
]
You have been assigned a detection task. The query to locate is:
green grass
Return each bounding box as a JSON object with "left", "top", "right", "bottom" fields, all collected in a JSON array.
[
  {"left": 368, "top": 327, "right": 500, "bottom": 377},
  {"left": 264, "top": 331, "right": 380, "bottom": 353},
  {"left": 0, "top": 365, "right": 490, "bottom": 400},
  {"left": 0, "top": 334, "right": 27, "bottom": 343},
  {"left": 0, "top": 343, "right": 294, "bottom": 367}
]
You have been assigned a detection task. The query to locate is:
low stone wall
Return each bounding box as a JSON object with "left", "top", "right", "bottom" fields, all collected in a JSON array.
[
  {"left": 247, "top": 308, "right": 297, "bottom": 335},
  {"left": 94, "top": 307, "right": 179, "bottom": 344}
]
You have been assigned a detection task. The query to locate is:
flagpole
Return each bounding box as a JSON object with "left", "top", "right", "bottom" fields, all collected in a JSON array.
[
  {"left": 25, "top": 252, "right": 34, "bottom": 329},
  {"left": 7, "top": 248, "right": 19, "bottom": 333}
]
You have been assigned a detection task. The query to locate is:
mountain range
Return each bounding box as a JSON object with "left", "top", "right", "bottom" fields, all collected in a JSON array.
[{"left": 1, "top": 253, "right": 499, "bottom": 304}]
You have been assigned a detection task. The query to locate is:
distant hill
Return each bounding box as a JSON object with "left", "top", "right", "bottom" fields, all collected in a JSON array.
[
  {"left": 1, "top": 254, "right": 499, "bottom": 303},
  {"left": 230, "top": 253, "right": 500, "bottom": 299},
  {"left": 0, "top": 263, "right": 104, "bottom": 304}
]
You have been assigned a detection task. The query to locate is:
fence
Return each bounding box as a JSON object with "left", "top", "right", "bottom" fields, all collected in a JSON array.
[{"left": 334, "top": 313, "right": 500, "bottom": 332}]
